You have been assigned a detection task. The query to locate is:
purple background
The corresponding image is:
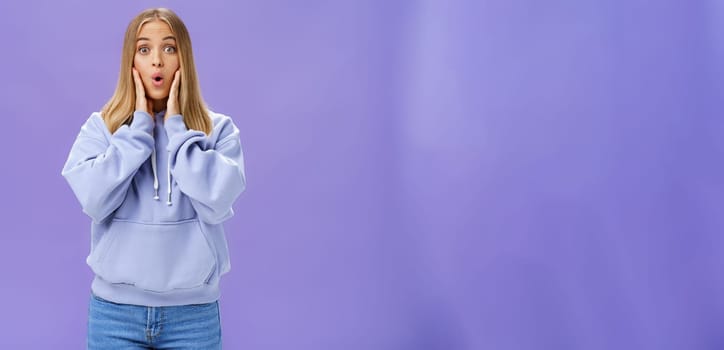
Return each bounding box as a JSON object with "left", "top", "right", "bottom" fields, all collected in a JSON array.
[{"left": 0, "top": 0, "right": 722, "bottom": 349}]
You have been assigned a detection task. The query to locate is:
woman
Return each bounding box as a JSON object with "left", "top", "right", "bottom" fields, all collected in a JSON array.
[{"left": 61, "top": 8, "right": 245, "bottom": 349}]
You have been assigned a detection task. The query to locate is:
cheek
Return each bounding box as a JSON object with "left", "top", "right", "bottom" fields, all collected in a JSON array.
[
  {"left": 168, "top": 56, "right": 180, "bottom": 71},
  {"left": 133, "top": 57, "right": 146, "bottom": 75},
  {"left": 134, "top": 54, "right": 152, "bottom": 67}
]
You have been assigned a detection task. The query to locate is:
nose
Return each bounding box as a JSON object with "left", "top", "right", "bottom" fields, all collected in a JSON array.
[{"left": 152, "top": 50, "right": 163, "bottom": 67}]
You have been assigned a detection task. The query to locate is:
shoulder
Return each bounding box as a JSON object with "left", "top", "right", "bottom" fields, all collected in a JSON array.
[
  {"left": 208, "top": 110, "right": 237, "bottom": 128},
  {"left": 85, "top": 111, "right": 105, "bottom": 126},
  {"left": 208, "top": 110, "right": 240, "bottom": 139},
  {"left": 79, "top": 112, "right": 112, "bottom": 140}
]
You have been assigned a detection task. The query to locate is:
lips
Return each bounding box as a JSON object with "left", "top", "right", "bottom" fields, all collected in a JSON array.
[{"left": 151, "top": 73, "right": 164, "bottom": 87}]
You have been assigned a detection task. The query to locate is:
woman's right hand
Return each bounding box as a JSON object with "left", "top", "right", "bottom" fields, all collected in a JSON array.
[{"left": 132, "top": 68, "right": 153, "bottom": 117}]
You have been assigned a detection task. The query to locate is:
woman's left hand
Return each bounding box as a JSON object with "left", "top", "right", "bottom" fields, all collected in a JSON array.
[{"left": 165, "top": 70, "right": 181, "bottom": 119}]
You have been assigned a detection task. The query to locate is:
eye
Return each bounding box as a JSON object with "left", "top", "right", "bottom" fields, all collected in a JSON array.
[
  {"left": 138, "top": 47, "right": 149, "bottom": 54},
  {"left": 164, "top": 46, "right": 177, "bottom": 54}
]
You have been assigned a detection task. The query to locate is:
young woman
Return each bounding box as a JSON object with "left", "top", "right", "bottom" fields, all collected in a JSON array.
[{"left": 61, "top": 8, "right": 245, "bottom": 349}]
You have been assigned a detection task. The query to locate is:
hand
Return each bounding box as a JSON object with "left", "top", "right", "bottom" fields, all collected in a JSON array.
[
  {"left": 165, "top": 70, "right": 181, "bottom": 120},
  {"left": 132, "top": 68, "right": 153, "bottom": 118}
]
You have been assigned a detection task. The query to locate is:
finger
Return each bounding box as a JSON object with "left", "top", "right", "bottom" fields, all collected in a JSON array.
[
  {"left": 170, "top": 70, "right": 180, "bottom": 97},
  {"left": 132, "top": 68, "right": 144, "bottom": 94},
  {"left": 132, "top": 68, "right": 149, "bottom": 114}
]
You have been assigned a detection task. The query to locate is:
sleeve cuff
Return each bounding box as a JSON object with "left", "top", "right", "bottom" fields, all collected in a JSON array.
[
  {"left": 164, "top": 114, "right": 187, "bottom": 138},
  {"left": 131, "top": 111, "right": 154, "bottom": 135}
]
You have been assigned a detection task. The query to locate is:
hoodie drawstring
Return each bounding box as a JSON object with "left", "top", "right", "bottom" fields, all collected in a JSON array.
[
  {"left": 150, "top": 148, "right": 172, "bottom": 205},
  {"left": 151, "top": 149, "right": 160, "bottom": 200},
  {"left": 166, "top": 150, "right": 172, "bottom": 206}
]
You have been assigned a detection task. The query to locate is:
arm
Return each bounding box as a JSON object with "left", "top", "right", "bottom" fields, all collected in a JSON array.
[
  {"left": 61, "top": 112, "right": 155, "bottom": 223},
  {"left": 165, "top": 114, "right": 246, "bottom": 224}
]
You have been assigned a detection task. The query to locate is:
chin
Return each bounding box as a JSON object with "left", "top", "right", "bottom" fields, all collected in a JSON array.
[{"left": 148, "top": 92, "right": 170, "bottom": 101}]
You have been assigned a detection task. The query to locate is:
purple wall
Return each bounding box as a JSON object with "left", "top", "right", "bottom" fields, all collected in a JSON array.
[{"left": 0, "top": 0, "right": 721, "bottom": 349}]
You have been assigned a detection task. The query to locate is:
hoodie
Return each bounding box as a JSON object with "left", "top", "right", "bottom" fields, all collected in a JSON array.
[{"left": 61, "top": 110, "right": 246, "bottom": 307}]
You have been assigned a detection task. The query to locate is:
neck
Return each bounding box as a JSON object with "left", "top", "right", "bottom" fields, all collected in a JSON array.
[{"left": 152, "top": 97, "right": 168, "bottom": 115}]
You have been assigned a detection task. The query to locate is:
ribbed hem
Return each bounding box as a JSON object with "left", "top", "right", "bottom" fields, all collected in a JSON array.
[{"left": 91, "top": 276, "right": 220, "bottom": 307}]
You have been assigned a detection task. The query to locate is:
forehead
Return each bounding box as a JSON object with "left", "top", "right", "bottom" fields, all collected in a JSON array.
[{"left": 137, "top": 20, "right": 174, "bottom": 39}]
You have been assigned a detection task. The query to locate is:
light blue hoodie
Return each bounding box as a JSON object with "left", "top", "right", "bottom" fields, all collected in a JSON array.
[{"left": 62, "top": 110, "right": 246, "bottom": 307}]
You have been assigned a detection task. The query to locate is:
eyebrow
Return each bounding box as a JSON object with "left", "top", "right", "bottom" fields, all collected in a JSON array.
[{"left": 136, "top": 36, "right": 177, "bottom": 42}]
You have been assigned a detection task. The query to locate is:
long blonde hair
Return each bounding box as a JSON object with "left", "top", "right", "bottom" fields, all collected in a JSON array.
[{"left": 101, "top": 8, "right": 212, "bottom": 135}]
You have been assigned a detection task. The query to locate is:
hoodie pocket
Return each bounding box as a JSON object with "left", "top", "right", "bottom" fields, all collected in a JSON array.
[{"left": 90, "top": 219, "right": 216, "bottom": 293}]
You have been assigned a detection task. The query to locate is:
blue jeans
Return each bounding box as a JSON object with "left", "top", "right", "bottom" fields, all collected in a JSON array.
[{"left": 87, "top": 293, "right": 221, "bottom": 349}]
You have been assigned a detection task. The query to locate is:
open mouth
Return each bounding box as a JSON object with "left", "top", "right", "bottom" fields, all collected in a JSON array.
[{"left": 151, "top": 73, "right": 164, "bottom": 87}]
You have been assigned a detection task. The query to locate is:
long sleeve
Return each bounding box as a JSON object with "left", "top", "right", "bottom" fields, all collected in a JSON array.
[
  {"left": 165, "top": 114, "right": 246, "bottom": 225},
  {"left": 61, "top": 112, "right": 155, "bottom": 223}
]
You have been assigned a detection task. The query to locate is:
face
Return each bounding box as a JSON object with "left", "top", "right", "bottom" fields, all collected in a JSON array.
[{"left": 133, "top": 20, "right": 180, "bottom": 103}]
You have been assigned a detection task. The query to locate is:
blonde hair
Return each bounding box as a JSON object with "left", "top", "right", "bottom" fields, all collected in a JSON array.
[{"left": 101, "top": 8, "right": 212, "bottom": 135}]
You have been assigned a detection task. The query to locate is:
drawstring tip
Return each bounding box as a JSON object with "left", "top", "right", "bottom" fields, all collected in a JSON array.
[
  {"left": 153, "top": 195, "right": 160, "bottom": 200},
  {"left": 166, "top": 201, "right": 172, "bottom": 206}
]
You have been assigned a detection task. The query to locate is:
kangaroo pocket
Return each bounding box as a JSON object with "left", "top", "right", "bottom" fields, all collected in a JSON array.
[{"left": 90, "top": 219, "right": 216, "bottom": 293}]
